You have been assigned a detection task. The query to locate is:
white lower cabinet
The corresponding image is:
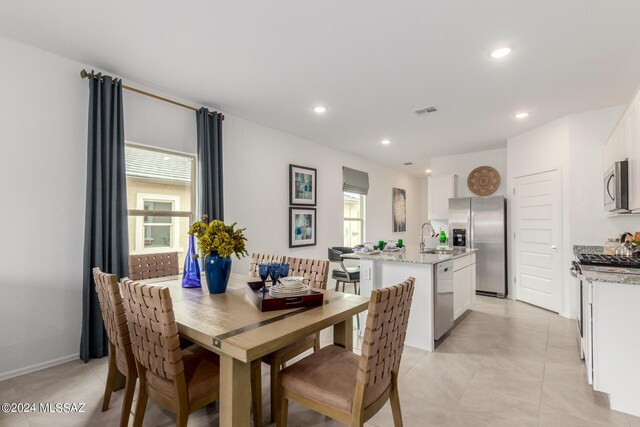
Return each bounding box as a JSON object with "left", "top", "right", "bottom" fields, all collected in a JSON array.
[{"left": 453, "top": 255, "right": 476, "bottom": 320}]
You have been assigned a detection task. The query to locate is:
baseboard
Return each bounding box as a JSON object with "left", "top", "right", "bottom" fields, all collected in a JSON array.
[{"left": 0, "top": 353, "right": 79, "bottom": 382}]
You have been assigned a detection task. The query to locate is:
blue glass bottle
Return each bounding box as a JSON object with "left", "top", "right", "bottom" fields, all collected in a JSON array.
[{"left": 182, "top": 234, "right": 201, "bottom": 288}]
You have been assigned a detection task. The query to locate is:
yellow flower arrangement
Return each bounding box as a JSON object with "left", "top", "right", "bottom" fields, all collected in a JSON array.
[{"left": 188, "top": 216, "right": 248, "bottom": 259}]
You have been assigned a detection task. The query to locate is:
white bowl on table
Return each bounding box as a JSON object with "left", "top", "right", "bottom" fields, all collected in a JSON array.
[{"left": 279, "top": 276, "right": 304, "bottom": 288}]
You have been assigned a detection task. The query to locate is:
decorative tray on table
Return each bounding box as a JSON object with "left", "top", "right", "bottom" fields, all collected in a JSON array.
[{"left": 246, "top": 281, "right": 324, "bottom": 312}]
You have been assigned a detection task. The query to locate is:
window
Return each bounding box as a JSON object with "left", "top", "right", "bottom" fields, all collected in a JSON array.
[
  {"left": 343, "top": 192, "right": 365, "bottom": 247},
  {"left": 125, "top": 144, "right": 195, "bottom": 256}
]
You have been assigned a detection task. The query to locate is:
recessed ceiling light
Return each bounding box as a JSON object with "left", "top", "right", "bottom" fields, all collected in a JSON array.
[
  {"left": 381, "top": 139, "right": 391, "bottom": 145},
  {"left": 490, "top": 47, "right": 512, "bottom": 59},
  {"left": 313, "top": 106, "right": 327, "bottom": 113},
  {"left": 514, "top": 112, "right": 529, "bottom": 119},
  {"left": 163, "top": 156, "right": 171, "bottom": 160},
  {"left": 425, "top": 169, "right": 432, "bottom": 174}
]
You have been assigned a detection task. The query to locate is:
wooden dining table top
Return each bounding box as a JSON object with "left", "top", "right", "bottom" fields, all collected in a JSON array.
[{"left": 141, "top": 273, "right": 370, "bottom": 363}]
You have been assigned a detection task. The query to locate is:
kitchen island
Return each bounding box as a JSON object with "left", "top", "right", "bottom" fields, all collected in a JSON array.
[{"left": 343, "top": 246, "right": 477, "bottom": 351}]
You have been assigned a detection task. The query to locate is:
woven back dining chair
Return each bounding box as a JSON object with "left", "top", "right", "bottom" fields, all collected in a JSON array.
[
  {"left": 253, "top": 256, "right": 330, "bottom": 425},
  {"left": 249, "top": 253, "right": 285, "bottom": 277},
  {"left": 285, "top": 257, "right": 330, "bottom": 290},
  {"left": 128, "top": 252, "right": 180, "bottom": 281},
  {"left": 120, "top": 278, "right": 220, "bottom": 427},
  {"left": 92, "top": 268, "right": 137, "bottom": 427},
  {"left": 277, "top": 277, "right": 415, "bottom": 427}
]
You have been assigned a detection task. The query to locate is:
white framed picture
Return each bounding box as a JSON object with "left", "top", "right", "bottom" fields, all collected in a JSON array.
[
  {"left": 289, "top": 164, "right": 317, "bottom": 206},
  {"left": 289, "top": 207, "right": 316, "bottom": 247}
]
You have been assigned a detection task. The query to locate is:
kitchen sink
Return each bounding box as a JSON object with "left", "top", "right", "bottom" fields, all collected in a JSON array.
[
  {"left": 420, "top": 248, "right": 467, "bottom": 255},
  {"left": 420, "top": 248, "right": 455, "bottom": 255}
]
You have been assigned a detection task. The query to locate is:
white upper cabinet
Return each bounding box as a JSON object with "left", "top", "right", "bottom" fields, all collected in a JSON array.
[
  {"left": 604, "top": 85, "right": 640, "bottom": 211},
  {"left": 628, "top": 90, "right": 640, "bottom": 211},
  {"left": 428, "top": 174, "right": 457, "bottom": 220}
]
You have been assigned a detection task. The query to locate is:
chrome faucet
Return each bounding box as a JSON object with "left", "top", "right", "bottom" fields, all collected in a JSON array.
[{"left": 420, "top": 221, "right": 434, "bottom": 251}]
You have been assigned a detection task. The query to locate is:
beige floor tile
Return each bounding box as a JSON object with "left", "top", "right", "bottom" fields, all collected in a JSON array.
[
  {"left": 538, "top": 407, "right": 616, "bottom": 427},
  {"left": 0, "top": 412, "right": 29, "bottom": 427},
  {"left": 546, "top": 342, "right": 583, "bottom": 365},
  {"left": 480, "top": 351, "right": 545, "bottom": 379},
  {"left": 466, "top": 364, "right": 543, "bottom": 406},
  {"left": 628, "top": 414, "right": 640, "bottom": 426},
  {"left": 541, "top": 381, "right": 630, "bottom": 426},
  {"left": 399, "top": 352, "right": 481, "bottom": 408},
  {"left": 456, "top": 386, "right": 540, "bottom": 427},
  {"left": 543, "top": 360, "right": 588, "bottom": 385},
  {"left": 367, "top": 394, "right": 480, "bottom": 427}
]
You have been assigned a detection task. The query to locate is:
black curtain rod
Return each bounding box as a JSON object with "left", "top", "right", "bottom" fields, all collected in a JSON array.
[{"left": 80, "top": 69, "right": 224, "bottom": 120}]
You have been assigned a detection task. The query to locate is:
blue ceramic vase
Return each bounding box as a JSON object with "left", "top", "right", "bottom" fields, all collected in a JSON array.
[
  {"left": 204, "top": 252, "right": 232, "bottom": 294},
  {"left": 182, "top": 234, "right": 201, "bottom": 288}
]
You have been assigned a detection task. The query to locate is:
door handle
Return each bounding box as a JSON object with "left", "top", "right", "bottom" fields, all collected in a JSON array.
[{"left": 551, "top": 245, "right": 557, "bottom": 251}]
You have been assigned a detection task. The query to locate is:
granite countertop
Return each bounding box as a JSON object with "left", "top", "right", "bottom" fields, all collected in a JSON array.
[
  {"left": 581, "top": 266, "right": 640, "bottom": 285},
  {"left": 342, "top": 246, "right": 478, "bottom": 265}
]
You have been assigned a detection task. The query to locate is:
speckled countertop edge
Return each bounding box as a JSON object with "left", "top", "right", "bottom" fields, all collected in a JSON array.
[{"left": 582, "top": 269, "right": 640, "bottom": 285}]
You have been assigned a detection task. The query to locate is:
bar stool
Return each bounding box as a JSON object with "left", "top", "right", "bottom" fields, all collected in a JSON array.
[{"left": 328, "top": 247, "right": 360, "bottom": 329}]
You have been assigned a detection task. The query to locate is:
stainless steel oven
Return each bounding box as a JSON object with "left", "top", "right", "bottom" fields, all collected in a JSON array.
[{"left": 604, "top": 160, "right": 629, "bottom": 213}]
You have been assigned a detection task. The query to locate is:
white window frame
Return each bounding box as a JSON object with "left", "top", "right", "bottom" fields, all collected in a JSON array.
[
  {"left": 343, "top": 192, "right": 366, "bottom": 246},
  {"left": 126, "top": 142, "right": 196, "bottom": 255}
]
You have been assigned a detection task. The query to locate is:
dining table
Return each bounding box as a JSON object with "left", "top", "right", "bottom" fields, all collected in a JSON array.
[{"left": 141, "top": 273, "right": 370, "bottom": 426}]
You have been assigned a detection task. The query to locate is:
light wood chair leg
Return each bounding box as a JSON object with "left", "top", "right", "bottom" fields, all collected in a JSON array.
[
  {"left": 251, "top": 361, "right": 262, "bottom": 427},
  {"left": 270, "top": 360, "right": 280, "bottom": 422},
  {"left": 102, "top": 352, "right": 117, "bottom": 411},
  {"left": 279, "top": 396, "right": 288, "bottom": 427},
  {"left": 119, "top": 374, "right": 136, "bottom": 427},
  {"left": 313, "top": 333, "right": 321, "bottom": 352},
  {"left": 132, "top": 382, "right": 148, "bottom": 427},
  {"left": 390, "top": 377, "right": 403, "bottom": 427}
]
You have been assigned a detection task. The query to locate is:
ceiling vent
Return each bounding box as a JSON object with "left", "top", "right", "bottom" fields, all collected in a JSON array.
[
  {"left": 403, "top": 162, "right": 414, "bottom": 166},
  {"left": 415, "top": 106, "right": 438, "bottom": 115}
]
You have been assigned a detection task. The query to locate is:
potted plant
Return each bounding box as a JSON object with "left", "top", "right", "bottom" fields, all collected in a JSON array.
[{"left": 188, "top": 216, "right": 248, "bottom": 294}]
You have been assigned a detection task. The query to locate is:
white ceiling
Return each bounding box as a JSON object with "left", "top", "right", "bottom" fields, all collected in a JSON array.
[{"left": 1, "top": 0, "right": 640, "bottom": 175}]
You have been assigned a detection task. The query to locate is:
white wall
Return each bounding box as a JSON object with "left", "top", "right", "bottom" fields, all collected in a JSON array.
[
  {"left": 0, "top": 36, "right": 88, "bottom": 380},
  {"left": 0, "top": 36, "right": 422, "bottom": 379},
  {"left": 430, "top": 148, "right": 508, "bottom": 197},
  {"left": 223, "top": 116, "right": 422, "bottom": 275},
  {"left": 507, "top": 105, "right": 635, "bottom": 318}
]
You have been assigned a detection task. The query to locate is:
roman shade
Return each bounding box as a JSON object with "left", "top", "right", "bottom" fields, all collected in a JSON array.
[{"left": 342, "top": 167, "right": 369, "bottom": 195}]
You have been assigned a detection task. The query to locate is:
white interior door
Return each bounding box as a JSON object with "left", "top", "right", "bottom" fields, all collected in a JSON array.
[{"left": 514, "top": 169, "right": 563, "bottom": 312}]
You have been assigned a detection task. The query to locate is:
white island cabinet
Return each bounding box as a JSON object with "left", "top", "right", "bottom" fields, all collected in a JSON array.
[
  {"left": 453, "top": 253, "right": 477, "bottom": 320},
  {"left": 343, "top": 247, "right": 477, "bottom": 351},
  {"left": 581, "top": 270, "right": 640, "bottom": 417}
]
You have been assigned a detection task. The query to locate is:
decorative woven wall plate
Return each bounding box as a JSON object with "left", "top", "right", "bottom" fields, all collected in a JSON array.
[{"left": 467, "top": 166, "right": 500, "bottom": 196}]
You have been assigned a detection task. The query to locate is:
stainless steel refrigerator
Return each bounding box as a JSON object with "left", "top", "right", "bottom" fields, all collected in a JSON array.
[{"left": 449, "top": 196, "right": 507, "bottom": 298}]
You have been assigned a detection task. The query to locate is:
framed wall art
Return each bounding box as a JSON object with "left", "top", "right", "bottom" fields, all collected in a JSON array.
[
  {"left": 392, "top": 187, "right": 407, "bottom": 233},
  {"left": 289, "top": 164, "right": 317, "bottom": 206},
  {"left": 289, "top": 207, "right": 316, "bottom": 248}
]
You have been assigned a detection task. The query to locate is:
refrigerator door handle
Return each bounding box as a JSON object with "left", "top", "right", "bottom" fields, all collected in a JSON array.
[{"left": 470, "top": 211, "right": 475, "bottom": 249}]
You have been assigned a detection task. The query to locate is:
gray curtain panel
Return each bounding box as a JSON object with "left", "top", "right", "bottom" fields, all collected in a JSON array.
[
  {"left": 196, "top": 108, "right": 224, "bottom": 221},
  {"left": 80, "top": 72, "right": 129, "bottom": 362}
]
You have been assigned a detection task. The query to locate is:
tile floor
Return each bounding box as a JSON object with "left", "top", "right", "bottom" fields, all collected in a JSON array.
[{"left": 1, "top": 296, "right": 639, "bottom": 426}]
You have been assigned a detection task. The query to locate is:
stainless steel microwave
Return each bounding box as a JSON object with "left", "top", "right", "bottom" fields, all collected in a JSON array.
[{"left": 604, "top": 159, "right": 629, "bottom": 213}]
